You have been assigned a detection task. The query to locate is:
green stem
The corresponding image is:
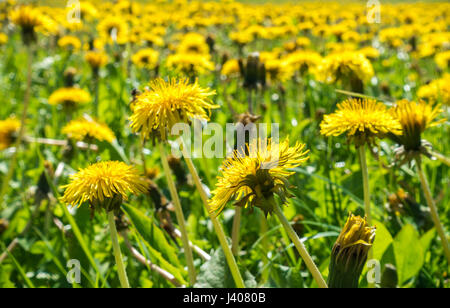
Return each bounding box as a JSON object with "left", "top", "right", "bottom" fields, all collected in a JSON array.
[
  {"left": 231, "top": 207, "right": 242, "bottom": 256},
  {"left": 0, "top": 45, "right": 33, "bottom": 209},
  {"left": 416, "top": 158, "right": 450, "bottom": 265},
  {"left": 181, "top": 149, "right": 245, "bottom": 288},
  {"left": 159, "top": 143, "right": 196, "bottom": 286},
  {"left": 108, "top": 211, "right": 130, "bottom": 288},
  {"left": 273, "top": 203, "right": 328, "bottom": 288},
  {"left": 429, "top": 150, "right": 450, "bottom": 167},
  {"left": 358, "top": 145, "right": 372, "bottom": 225}
]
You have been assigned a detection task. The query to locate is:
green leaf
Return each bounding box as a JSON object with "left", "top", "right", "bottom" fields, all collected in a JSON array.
[
  {"left": 122, "top": 203, "right": 181, "bottom": 268},
  {"left": 372, "top": 220, "right": 393, "bottom": 261},
  {"left": 194, "top": 248, "right": 256, "bottom": 288},
  {"left": 393, "top": 224, "right": 424, "bottom": 286},
  {"left": 268, "top": 264, "right": 304, "bottom": 288},
  {"left": 420, "top": 228, "right": 435, "bottom": 253}
]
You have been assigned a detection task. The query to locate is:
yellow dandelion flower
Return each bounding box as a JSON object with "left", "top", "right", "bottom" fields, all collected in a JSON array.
[
  {"left": 221, "top": 59, "right": 240, "bottom": 77},
  {"left": 61, "top": 161, "right": 148, "bottom": 211},
  {"left": 176, "top": 32, "right": 209, "bottom": 55},
  {"left": 0, "top": 118, "right": 20, "bottom": 150},
  {"left": 62, "top": 118, "right": 115, "bottom": 143},
  {"left": 316, "top": 52, "right": 374, "bottom": 84},
  {"left": 132, "top": 48, "right": 159, "bottom": 70},
  {"left": 97, "top": 17, "right": 129, "bottom": 45},
  {"left": 130, "top": 78, "right": 218, "bottom": 141},
  {"left": 166, "top": 53, "right": 215, "bottom": 75},
  {"left": 320, "top": 98, "right": 402, "bottom": 146},
  {"left": 141, "top": 32, "right": 164, "bottom": 47},
  {"left": 9, "top": 6, "right": 44, "bottom": 31},
  {"left": 85, "top": 50, "right": 108, "bottom": 69},
  {"left": 389, "top": 99, "right": 444, "bottom": 153},
  {"left": 48, "top": 87, "right": 91, "bottom": 108},
  {"left": 209, "top": 138, "right": 310, "bottom": 217},
  {"left": 284, "top": 50, "right": 322, "bottom": 75},
  {"left": 58, "top": 35, "right": 81, "bottom": 51},
  {"left": 435, "top": 50, "right": 450, "bottom": 70},
  {"left": 0, "top": 33, "right": 8, "bottom": 45},
  {"left": 417, "top": 73, "right": 450, "bottom": 106}
]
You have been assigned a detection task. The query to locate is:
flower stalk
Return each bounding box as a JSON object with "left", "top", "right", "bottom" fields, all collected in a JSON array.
[
  {"left": 108, "top": 211, "right": 130, "bottom": 288},
  {"left": 159, "top": 142, "right": 196, "bottom": 286},
  {"left": 181, "top": 146, "right": 245, "bottom": 288},
  {"left": 416, "top": 158, "right": 450, "bottom": 264},
  {"left": 273, "top": 203, "right": 328, "bottom": 288}
]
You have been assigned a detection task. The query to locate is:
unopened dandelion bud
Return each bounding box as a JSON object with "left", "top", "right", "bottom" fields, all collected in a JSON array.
[{"left": 328, "top": 214, "right": 376, "bottom": 288}]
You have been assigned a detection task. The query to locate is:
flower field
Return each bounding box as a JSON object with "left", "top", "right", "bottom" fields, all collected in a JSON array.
[{"left": 0, "top": 0, "right": 449, "bottom": 289}]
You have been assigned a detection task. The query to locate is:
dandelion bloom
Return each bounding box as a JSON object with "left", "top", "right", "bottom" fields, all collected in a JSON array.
[
  {"left": 0, "top": 33, "right": 8, "bottom": 45},
  {"left": 0, "top": 118, "right": 20, "bottom": 150},
  {"left": 209, "top": 138, "right": 310, "bottom": 217},
  {"left": 61, "top": 161, "right": 148, "bottom": 211},
  {"left": 315, "top": 52, "right": 374, "bottom": 84},
  {"left": 58, "top": 35, "right": 82, "bottom": 51},
  {"left": 389, "top": 99, "right": 444, "bottom": 154},
  {"left": 130, "top": 78, "right": 218, "bottom": 141},
  {"left": 132, "top": 48, "right": 159, "bottom": 70},
  {"left": 48, "top": 87, "right": 91, "bottom": 108},
  {"left": 9, "top": 6, "right": 44, "bottom": 31},
  {"left": 166, "top": 53, "right": 215, "bottom": 75},
  {"left": 320, "top": 98, "right": 402, "bottom": 146},
  {"left": 85, "top": 51, "right": 108, "bottom": 70},
  {"left": 417, "top": 74, "right": 450, "bottom": 106},
  {"left": 62, "top": 118, "right": 115, "bottom": 143}
]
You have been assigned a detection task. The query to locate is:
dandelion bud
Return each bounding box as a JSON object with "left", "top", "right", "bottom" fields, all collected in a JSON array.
[
  {"left": 328, "top": 214, "right": 376, "bottom": 288},
  {"left": 168, "top": 155, "right": 187, "bottom": 186}
]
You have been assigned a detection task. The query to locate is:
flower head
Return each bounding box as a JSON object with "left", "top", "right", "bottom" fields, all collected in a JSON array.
[
  {"left": 166, "top": 53, "right": 215, "bottom": 75},
  {"left": 62, "top": 118, "right": 115, "bottom": 143},
  {"left": 209, "top": 138, "right": 310, "bottom": 217},
  {"left": 0, "top": 118, "right": 20, "bottom": 150},
  {"left": 10, "top": 6, "right": 44, "bottom": 43},
  {"left": 320, "top": 98, "right": 402, "bottom": 146},
  {"left": 58, "top": 35, "right": 81, "bottom": 51},
  {"left": 85, "top": 51, "right": 108, "bottom": 70},
  {"left": 0, "top": 33, "right": 8, "bottom": 45},
  {"left": 48, "top": 87, "right": 91, "bottom": 109},
  {"left": 417, "top": 74, "right": 450, "bottom": 106},
  {"left": 61, "top": 161, "right": 148, "bottom": 212},
  {"left": 130, "top": 78, "right": 218, "bottom": 141},
  {"left": 389, "top": 99, "right": 444, "bottom": 160},
  {"left": 328, "top": 214, "right": 376, "bottom": 288},
  {"left": 132, "top": 48, "right": 159, "bottom": 70}
]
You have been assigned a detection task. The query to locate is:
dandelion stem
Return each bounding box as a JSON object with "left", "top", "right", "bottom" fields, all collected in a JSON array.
[
  {"left": 181, "top": 148, "right": 245, "bottom": 288},
  {"left": 429, "top": 150, "right": 450, "bottom": 167},
  {"left": 0, "top": 45, "right": 33, "bottom": 209},
  {"left": 107, "top": 211, "right": 130, "bottom": 288},
  {"left": 273, "top": 203, "right": 328, "bottom": 288},
  {"left": 159, "top": 142, "right": 196, "bottom": 286},
  {"left": 358, "top": 145, "right": 372, "bottom": 225},
  {"left": 416, "top": 158, "right": 450, "bottom": 264},
  {"left": 231, "top": 207, "right": 242, "bottom": 256}
]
